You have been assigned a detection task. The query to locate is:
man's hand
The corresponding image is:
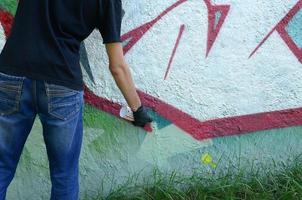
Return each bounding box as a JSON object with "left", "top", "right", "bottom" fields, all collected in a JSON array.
[{"left": 132, "top": 105, "right": 153, "bottom": 127}]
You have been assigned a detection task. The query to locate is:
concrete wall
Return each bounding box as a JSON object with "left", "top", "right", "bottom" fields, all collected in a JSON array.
[{"left": 1, "top": 0, "right": 302, "bottom": 199}]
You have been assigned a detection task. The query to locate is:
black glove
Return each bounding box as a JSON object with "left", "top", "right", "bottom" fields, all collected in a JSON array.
[{"left": 132, "top": 105, "right": 153, "bottom": 127}]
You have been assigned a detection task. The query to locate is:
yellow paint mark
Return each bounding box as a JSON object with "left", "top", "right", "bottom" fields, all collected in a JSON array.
[{"left": 201, "top": 153, "right": 217, "bottom": 169}]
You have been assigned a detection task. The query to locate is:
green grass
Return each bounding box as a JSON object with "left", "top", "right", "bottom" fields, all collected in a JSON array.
[{"left": 84, "top": 160, "right": 302, "bottom": 200}]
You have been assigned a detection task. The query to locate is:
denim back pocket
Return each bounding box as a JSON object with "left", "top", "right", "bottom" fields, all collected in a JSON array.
[
  {"left": 0, "top": 71, "right": 25, "bottom": 116},
  {"left": 44, "top": 82, "right": 83, "bottom": 121}
]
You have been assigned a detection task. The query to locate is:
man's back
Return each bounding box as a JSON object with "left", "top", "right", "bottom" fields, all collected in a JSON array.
[
  {"left": 0, "top": 1, "right": 152, "bottom": 199},
  {"left": 0, "top": 0, "right": 122, "bottom": 91}
]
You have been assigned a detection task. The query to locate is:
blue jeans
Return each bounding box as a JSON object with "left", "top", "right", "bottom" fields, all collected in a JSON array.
[{"left": 0, "top": 71, "right": 84, "bottom": 200}]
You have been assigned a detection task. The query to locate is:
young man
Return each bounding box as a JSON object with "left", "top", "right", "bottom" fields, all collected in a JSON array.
[{"left": 0, "top": 0, "right": 153, "bottom": 199}]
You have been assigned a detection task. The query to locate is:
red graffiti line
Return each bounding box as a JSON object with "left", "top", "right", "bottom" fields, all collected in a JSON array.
[
  {"left": 249, "top": 0, "right": 302, "bottom": 63},
  {"left": 164, "top": 24, "right": 185, "bottom": 80},
  {"left": 83, "top": 85, "right": 152, "bottom": 132},
  {"left": 84, "top": 84, "right": 302, "bottom": 141},
  {"left": 121, "top": 0, "right": 188, "bottom": 54},
  {"left": 0, "top": 9, "right": 14, "bottom": 38},
  {"left": 204, "top": 0, "right": 230, "bottom": 57}
]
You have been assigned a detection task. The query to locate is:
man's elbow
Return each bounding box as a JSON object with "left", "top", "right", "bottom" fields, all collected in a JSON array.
[{"left": 109, "top": 63, "right": 129, "bottom": 77}]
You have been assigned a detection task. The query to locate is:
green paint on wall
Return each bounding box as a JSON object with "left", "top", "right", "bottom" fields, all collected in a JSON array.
[
  {"left": 83, "top": 103, "right": 122, "bottom": 132},
  {"left": 83, "top": 103, "right": 141, "bottom": 156},
  {"left": 5, "top": 109, "right": 302, "bottom": 199},
  {"left": 19, "top": 147, "right": 33, "bottom": 166},
  {"left": 169, "top": 125, "right": 302, "bottom": 176},
  {"left": 0, "top": 0, "right": 17, "bottom": 15}
]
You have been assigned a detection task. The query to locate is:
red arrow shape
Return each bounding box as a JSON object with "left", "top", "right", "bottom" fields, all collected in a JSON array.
[
  {"left": 121, "top": 0, "right": 188, "bottom": 54},
  {"left": 249, "top": 0, "right": 302, "bottom": 63},
  {"left": 204, "top": 0, "right": 230, "bottom": 57}
]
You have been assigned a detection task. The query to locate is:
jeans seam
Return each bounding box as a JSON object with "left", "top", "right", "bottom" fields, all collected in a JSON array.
[
  {"left": 33, "top": 80, "right": 39, "bottom": 113},
  {"left": 45, "top": 81, "right": 81, "bottom": 121},
  {"left": 0, "top": 78, "right": 24, "bottom": 115},
  {"left": 15, "top": 79, "right": 25, "bottom": 114}
]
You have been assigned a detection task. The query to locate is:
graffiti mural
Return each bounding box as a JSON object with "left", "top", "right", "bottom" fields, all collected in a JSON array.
[
  {"left": 83, "top": 0, "right": 302, "bottom": 140},
  {"left": 1, "top": 0, "right": 302, "bottom": 199}
]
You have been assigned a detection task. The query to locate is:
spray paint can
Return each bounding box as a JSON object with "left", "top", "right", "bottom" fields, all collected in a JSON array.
[
  {"left": 119, "top": 105, "right": 154, "bottom": 133},
  {"left": 119, "top": 105, "right": 134, "bottom": 121}
]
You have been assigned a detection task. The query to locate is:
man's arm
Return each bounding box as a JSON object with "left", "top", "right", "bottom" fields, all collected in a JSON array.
[{"left": 105, "top": 42, "right": 141, "bottom": 112}]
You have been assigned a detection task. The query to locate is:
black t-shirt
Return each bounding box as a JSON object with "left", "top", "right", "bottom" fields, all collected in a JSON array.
[{"left": 0, "top": 0, "right": 122, "bottom": 91}]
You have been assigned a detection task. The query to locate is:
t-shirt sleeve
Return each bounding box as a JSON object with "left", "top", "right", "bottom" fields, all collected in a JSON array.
[{"left": 97, "top": 0, "right": 122, "bottom": 44}]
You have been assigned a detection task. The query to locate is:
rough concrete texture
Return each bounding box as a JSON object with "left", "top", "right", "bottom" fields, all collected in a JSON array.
[{"left": 0, "top": 0, "right": 302, "bottom": 199}]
